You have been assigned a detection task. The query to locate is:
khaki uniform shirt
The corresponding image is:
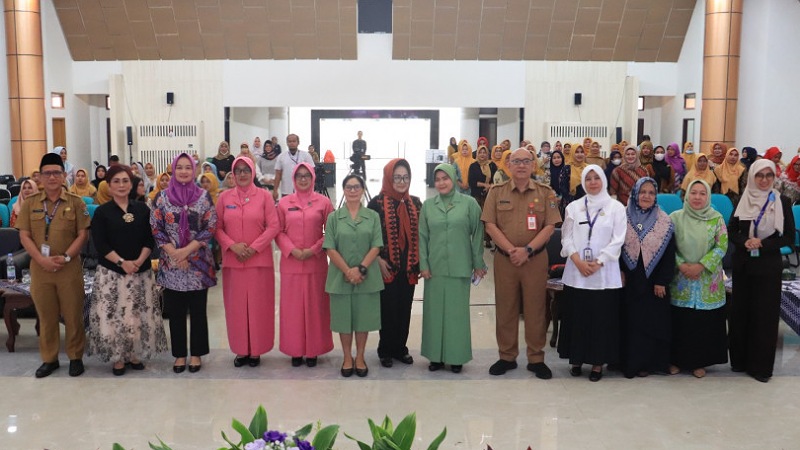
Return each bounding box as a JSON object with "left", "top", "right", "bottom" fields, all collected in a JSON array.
[
  {"left": 481, "top": 179, "right": 562, "bottom": 247},
  {"left": 16, "top": 190, "right": 91, "bottom": 259}
]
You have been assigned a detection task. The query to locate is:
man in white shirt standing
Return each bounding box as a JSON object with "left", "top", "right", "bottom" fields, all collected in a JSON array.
[{"left": 273, "top": 133, "right": 314, "bottom": 201}]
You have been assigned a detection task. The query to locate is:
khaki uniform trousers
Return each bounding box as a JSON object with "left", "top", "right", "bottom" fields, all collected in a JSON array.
[
  {"left": 29, "top": 261, "right": 85, "bottom": 362},
  {"left": 494, "top": 250, "right": 548, "bottom": 363}
]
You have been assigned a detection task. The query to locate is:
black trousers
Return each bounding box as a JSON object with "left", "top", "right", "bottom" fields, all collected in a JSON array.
[
  {"left": 730, "top": 253, "right": 783, "bottom": 378},
  {"left": 377, "top": 274, "right": 415, "bottom": 359},
  {"left": 164, "top": 288, "right": 209, "bottom": 358}
]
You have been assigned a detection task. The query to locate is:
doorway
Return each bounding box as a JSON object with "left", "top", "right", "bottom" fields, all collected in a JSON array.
[{"left": 52, "top": 118, "right": 66, "bottom": 148}]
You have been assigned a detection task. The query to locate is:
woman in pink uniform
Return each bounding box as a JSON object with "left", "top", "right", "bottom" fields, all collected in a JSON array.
[
  {"left": 277, "top": 163, "right": 335, "bottom": 367},
  {"left": 215, "top": 156, "right": 280, "bottom": 368}
]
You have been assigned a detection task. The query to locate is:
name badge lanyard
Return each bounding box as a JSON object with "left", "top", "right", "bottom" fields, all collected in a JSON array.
[
  {"left": 43, "top": 199, "right": 62, "bottom": 242},
  {"left": 583, "top": 197, "right": 602, "bottom": 261},
  {"left": 751, "top": 193, "right": 773, "bottom": 257}
]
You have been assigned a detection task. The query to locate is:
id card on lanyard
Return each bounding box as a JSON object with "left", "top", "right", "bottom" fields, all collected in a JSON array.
[
  {"left": 527, "top": 203, "right": 537, "bottom": 230},
  {"left": 751, "top": 192, "right": 774, "bottom": 257},
  {"left": 583, "top": 197, "right": 602, "bottom": 261}
]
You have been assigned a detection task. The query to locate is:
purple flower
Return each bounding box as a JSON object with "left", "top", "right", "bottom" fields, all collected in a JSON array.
[
  {"left": 294, "top": 439, "right": 314, "bottom": 450},
  {"left": 264, "top": 430, "right": 287, "bottom": 443},
  {"left": 244, "top": 439, "right": 266, "bottom": 450}
]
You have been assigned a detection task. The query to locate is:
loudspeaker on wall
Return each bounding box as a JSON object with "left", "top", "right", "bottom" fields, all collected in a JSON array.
[
  {"left": 574, "top": 93, "right": 582, "bottom": 105},
  {"left": 126, "top": 126, "right": 133, "bottom": 146},
  {"left": 166, "top": 92, "right": 174, "bottom": 105}
]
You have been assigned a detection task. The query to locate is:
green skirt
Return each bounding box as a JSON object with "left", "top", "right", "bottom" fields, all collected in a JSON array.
[
  {"left": 330, "top": 293, "right": 381, "bottom": 333},
  {"left": 420, "top": 276, "right": 472, "bottom": 365}
]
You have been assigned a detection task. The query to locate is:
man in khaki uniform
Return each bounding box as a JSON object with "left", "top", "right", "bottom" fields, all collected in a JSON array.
[
  {"left": 482, "top": 148, "right": 562, "bottom": 379},
  {"left": 16, "top": 153, "right": 90, "bottom": 378}
]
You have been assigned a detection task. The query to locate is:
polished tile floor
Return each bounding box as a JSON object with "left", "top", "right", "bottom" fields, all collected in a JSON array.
[{"left": 3, "top": 184, "right": 800, "bottom": 449}]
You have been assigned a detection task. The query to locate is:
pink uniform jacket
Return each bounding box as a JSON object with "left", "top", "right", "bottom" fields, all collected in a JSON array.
[{"left": 215, "top": 187, "right": 279, "bottom": 267}]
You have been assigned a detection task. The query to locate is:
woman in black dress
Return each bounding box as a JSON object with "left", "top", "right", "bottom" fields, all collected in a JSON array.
[{"left": 619, "top": 177, "right": 676, "bottom": 378}]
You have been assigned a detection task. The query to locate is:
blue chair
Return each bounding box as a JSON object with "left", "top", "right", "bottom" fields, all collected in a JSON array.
[
  {"left": 87, "top": 204, "right": 99, "bottom": 219},
  {"left": 0, "top": 202, "right": 9, "bottom": 227},
  {"left": 82, "top": 196, "right": 94, "bottom": 205},
  {"left": 656, "top": 194, "right": 682, "bottom": 215},
  {"left": 8, "top": 195, "right": 17, "bottom": 211},
  {"left": 786, "top": 204, "right": 800, "bottom": 268},
  {"left": 710, "top": 194, "right": 734, "bottom": 225}
]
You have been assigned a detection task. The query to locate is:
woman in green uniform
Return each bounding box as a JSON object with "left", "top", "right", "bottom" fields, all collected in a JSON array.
[
  {"left": 419, "top": 164, "right": 487, "bottom": 373},
  {"left": 323, "top": 174, "right": 384, "bottom": 378}
]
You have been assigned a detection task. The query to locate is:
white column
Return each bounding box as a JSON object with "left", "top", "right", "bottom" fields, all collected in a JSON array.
[{"left": 268, "top": 107, "right": 288, "bottom": 143}]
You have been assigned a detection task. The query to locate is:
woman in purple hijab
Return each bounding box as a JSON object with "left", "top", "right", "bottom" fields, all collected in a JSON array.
[
  {"left": 151, "top": 153, "right": 218, "bottom": 374},
  {"left": 665, "top": 143, "right": 687, "bottom": 192}
]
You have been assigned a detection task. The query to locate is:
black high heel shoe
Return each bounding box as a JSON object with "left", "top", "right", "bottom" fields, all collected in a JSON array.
[
  {"left": 248, "top": 356, "right": 261, "bottom": 367},
  {"left": 341, "top": 364, "right": 354, "bottom": 378},
  {"left": 589, "top": 369, "right": 603, "bottom": 382},
  {"left": 173, "top": 358, "right": 186, "bottom": 374},
  {"left": 234, "top": 356, "right": 249, "bottom": 367}
]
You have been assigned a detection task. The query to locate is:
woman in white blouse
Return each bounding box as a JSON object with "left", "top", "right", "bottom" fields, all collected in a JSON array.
[{"left": 557, "top": 165, "right": 627, "bottom": 382}]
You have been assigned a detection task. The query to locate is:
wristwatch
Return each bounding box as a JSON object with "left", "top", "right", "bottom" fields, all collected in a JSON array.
[
  {"left": 63, "top": 254, "right": 71, "bottom": 263},
  {"left": 116, "top": 259, "right": 124, "bottom": 267},
  {"left": 525, "top": 245, "right": 534, "bottom": 256},
  {"left": 357, "top": 264, "right": 368, "bottom": 275}
]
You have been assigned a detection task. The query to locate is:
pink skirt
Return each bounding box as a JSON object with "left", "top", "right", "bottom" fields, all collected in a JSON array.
[
  {"left": 222, "top": 267, "right": 275, "bottom": 356},
  {"left": 279, "top": 272, "right": 333, "bottom": 357}
]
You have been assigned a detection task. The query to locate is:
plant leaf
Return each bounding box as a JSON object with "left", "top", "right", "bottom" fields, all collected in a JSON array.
[
  {"left": 311, "top": 424, "right": 340, "bottom": 450},
  {"left": 425, "top": 427, "right": 447, "bottom": 450},
  {"left": 148, "top": 436, "right": 173, "bottom": 450},
  {"left": 392, "top": 413, "right": 416, "bottom": 450},
  {"left": 344, "top": 432, "right": 372, "bottom": 450},
  {"left": 381, "top": 415, "right": 393, "bottom": 435},
  {"left": 112, "top": 444, "right": 126, "bottom": 450},
  {"left": 220, "top": 430, "right": 241, "bottom": 449},
  {"left": 368, "top": 418, "right": 393, "bottom": 442},
  {"left": 374, "top": 437, "right": 403, "bottom": 450},
  {"left": 248, "top": 405, "right": 268, "bottom": 439},
  {"left": 231, "top": 418, "right": 255, "bottom": 444},
  {"left": 295, "top": 423, "right": 313, "bottom": 441}
]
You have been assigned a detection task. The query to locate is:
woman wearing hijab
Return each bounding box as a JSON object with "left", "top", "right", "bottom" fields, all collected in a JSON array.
[
  {"left": 198, "top": 162, "right": 218, "bottom": 182},
  {"left": 151, "top": 153, "right": 217, "bottom": 374},
  {"left": 91, "top": 165, "right": 106, "bottom": 189},
  {"left": 212, "top": 140, "right": 235, "bottom": 180},
  {"left": 562, "top": 143, "right": 573, "bottom": 164},
  {"left": 277, "top": 163, "right": 335, "bottom": 367},
  {"left": 558, "top": 165, "right": 626, "bottom": 382},
  {"left": 220, "top": 172, "right": 235, "bottom": 191},
  {"left": 764, "top": 146, "right": 785, "bottom": 177},
  {"left": 419, "top": 164, "right": 486, "bottom": 373},
  {"left": 713, "top": 147, "right": 747, "bottom": 207},
  {"left": 68, "top": 168, "right": 97, "bottom": 199},
  {"left": 147, "top": 172, "right": 170, "bottom": 207},
  {"left": 664, "top": 143, "right": 687, "bottom": 192},
  {"left": 257, "top": 141, "right": 279, "bottom": 189},
  {"left": 680, "top": 154, "right": 717, "bottom": 196},
  {"left": 215, "top": 156, "right": 279, "bottom": 368},
  {"left": 95, "top": 180, "right": 112, "bottom": 205},
  {"left": 9, "top": 179, "right": 38, "bottom": 228},
  {"left": 682, "top": 142, "right": 699, "bottom": 172},
  {"left": 605, "top": 149, "right": 622, "bottom": 183},
  {"left": 610, "top": 146, "right": 649, "bottom": 205},
  {"left": 469, "top": 146, "right": 497, "bottom": 203},
  {"left": 639, "top": 141, "right": 655, "bottom": 168},
  {"left": 620, "top": 178, "right": 676, "bottom": 378},
  {"left": 367, "top": 159, "right": 422, "bottom": 368},
  {"left": 586, "top": 141, "right": 606, "bottom": 170},
  {"left": 708, "top": 142, "right": 727, "bottom": 170},
  {"left": 144, "top": 162, "right": 157, "bottom": 191},
  {"left": 778, "top": 154, "right": 800, "bottom": 203},
  {"left": 131, "top": 162, "right": 152, "bottom": 193},
  {"left": 447, "top": 137, "right": 458, "bottom": 161},
  {"left": 493, "top": 149, "right": 512, "bottom": 185},
  {"left": 668, "top": 179, "right": 728, "bottom": 378},
  {"left": 740, "top": 147, "right": 758, "bottom": 171},
  {"left": 199, "top": 173, "right": 220, "bottom": 205},
  {"left": 87, "top": 164, "right": 167, "bottom": 376},
  {"left": 51, "top": 147, "right": 76, "bottom": 186},
  {"left": 650, "top": 146, "right": 676, "bottom": 193},
  {"left": 452, "top": 140, "right": 475, "bottom": 194},
  {"left": 549, "top": 150, "right": 572, "bottom": 219},
  {"left": 323, "top": 174, "right": 383, "bottom": 378},
  {"left": 567, "top": 145, "right": 588, "bottom": 199},
  {"left": 490, "top": 144, "right": 504, "bottom": 178},
  {"left": 729, "top": 160, "right": 794, "bottom": 383}
]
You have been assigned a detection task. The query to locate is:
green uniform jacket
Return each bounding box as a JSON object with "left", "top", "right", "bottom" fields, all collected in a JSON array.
[
  {"left": 419, "top": 192, "right": 486, "bottom": 277},
  {"left": 323, "top": 205, "right": 384, "bottom": 294}
]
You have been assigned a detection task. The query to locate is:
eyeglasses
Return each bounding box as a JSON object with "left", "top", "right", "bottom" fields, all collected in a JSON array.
[
  {"left": 755, "top": 173, "right": 775, "bottom": 180},
  {"left": 41, "top": 170, "right": 64, "bottom": 178},
  {"left": 392, "top": 175, "right": 410, "bottom": 183},
  {"left": 233, "top": 168, "right": 252, "bottom": 175},
  {"left": 509, "top": 159, "right": 533, "bottom": 166},
  {"left": 295, "top": 173, "right": 313, "bottom": 180},
  {"left": 344, "top": 184, "right": 363, "bottom": 192},
  {"left": 110, "top": 178, "right": 131, "bottom": 184}
]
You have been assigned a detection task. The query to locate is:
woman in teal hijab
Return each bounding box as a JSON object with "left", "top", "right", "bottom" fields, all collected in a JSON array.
[
  {"left": 419, "top": 164, "right": 487, "bottom": 373},
  {"left": 668, "top": 179, "right": 728, "bottom": 378}
]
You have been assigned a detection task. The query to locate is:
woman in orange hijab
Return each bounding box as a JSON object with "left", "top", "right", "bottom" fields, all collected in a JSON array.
[
  {"left": 713, "top": 147, "right": 747, "bottom": 207},
  {"left": 452, "top": 139, "right": 475, "bottom": 194}
]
